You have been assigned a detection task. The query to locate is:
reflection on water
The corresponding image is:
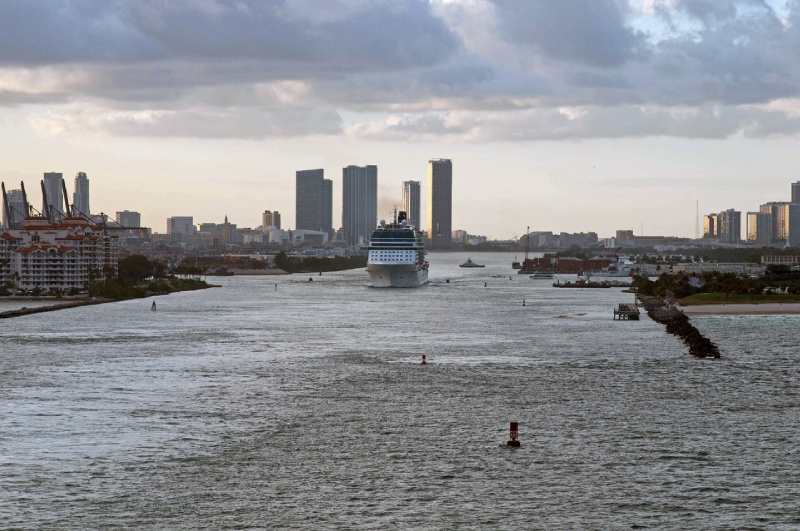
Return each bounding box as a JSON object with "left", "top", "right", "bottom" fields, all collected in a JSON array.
[{"left": 1, "top": 252, "right": 799, "bottom": 528}]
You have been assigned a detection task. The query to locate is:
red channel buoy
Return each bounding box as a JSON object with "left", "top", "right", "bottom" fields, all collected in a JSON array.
[{"left": 507, "top": 421, "right": 521, "bottom": 447}]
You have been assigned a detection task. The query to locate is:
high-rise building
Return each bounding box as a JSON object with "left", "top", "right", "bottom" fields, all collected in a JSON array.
[
  {"left": 615, "top": 230, "right": 634, "bottom": 241},
  {"left": 116, "top": 210, "right": 141, "bottom": 228},
  {"left": 761, "top": 202, "right": 789, "bottom": 244},
  {"left": 166, "top": 216, "right": 195, "bottom": 238},
  {"left": 402, "top": 180, "right": 421, "bottom": 229},
  {"left": 296, "top": 169, "right": 324, "bottom": 231},
  {"left": 426, "top": 159, "right": 452, "bottom": 245},
  {"left": 716, "top": 209, "right": 741, "bottom": 244},
  {"left": 73, "top": 172, "right": 90, "bottom": 215},
  {"left": 703, "top": 214, "right": 717, "bottom": 239},
  {"left": 322, "top": 178, "right": 333, "bottom": 234},
  {"left": 746, "top": 212, "right": 772, "bottom": 245},
  {"left": 43, "top": 172, "right": 64, "bottom": 218},
  {"left": 2, "top": 188, "right": 26, "bottom": 229},
  {"left": 342, "top": 164, "right": 378, "bottom": 247},
  {"left": 792, "top": 181, "right": 800, "bottom": 204},
  {"left": 262, "top": 210, "right": 274, "bottom": 230},
  {"left": 261, "top": 210, "right": 282, "bottom": 231}
]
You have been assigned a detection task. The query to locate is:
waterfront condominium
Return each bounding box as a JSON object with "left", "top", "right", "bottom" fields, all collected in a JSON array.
[
  {"left": 295, "top": 169, "right": 332, "bottom": 233},
  {"left": 703, "top": 214, "right": 717, "bottom": 239},
  {"left": 760, "top": 202, "right": 800, "bottom": 247},
  {"left": 73, "top": 172, "right": 90, "bottom": 215},
  {"left": 43, "top": 172, "right": 64, "bottom": 218},
  {"left": 746, "top": 212, "right": 772, "bottom": 245},
  {"left": 402, "top": 180, "right": 421, "bottom": 229},
  {"left": 342, "top": 165, "right": 377, "bottom": 247},
  {"left": 426, "top": 159, "right": 453, "bottom": 245},
  {"left": 716, "top": 209, "right": 741, "bottom": 244}
]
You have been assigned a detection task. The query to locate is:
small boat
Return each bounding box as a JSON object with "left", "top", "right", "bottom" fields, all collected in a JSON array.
[{"left": 459, "top": 258, "right": 485, "bottom": 268}]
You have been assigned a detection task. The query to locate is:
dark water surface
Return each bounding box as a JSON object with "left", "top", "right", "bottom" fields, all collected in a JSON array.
[{"left": 2, "top": 253, "right": 799, "bottom": 529}]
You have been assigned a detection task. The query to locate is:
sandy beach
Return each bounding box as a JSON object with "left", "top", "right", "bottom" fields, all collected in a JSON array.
[{"left": 681, "top": 303, "right": 800, "bottom": 315}]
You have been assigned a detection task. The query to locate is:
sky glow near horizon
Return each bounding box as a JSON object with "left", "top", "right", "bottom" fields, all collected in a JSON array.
[{"left": 1, "top": 0, "right": 799, "bottom": 238}]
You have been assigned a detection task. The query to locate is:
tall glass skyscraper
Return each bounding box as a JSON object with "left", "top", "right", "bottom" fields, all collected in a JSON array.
[
  {"left": 295, "top": 169, "right": 325, "bottom": 231},
  {"left": 342, "top": 165, "right": 377, "bottom": 247},
  {"left": 73, "top": 171, "right": 90, "bottom": 215},
  {"left": 426, "top": 159, "right": 452, "bottom": 245},
  {"left": 43, "top": 172, "right": 64, "bottom": 218},
  {"left": 402, "top": 180, "right": 421, "bottom": 229}
]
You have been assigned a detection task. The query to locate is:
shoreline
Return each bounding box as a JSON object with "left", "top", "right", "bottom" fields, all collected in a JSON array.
[
  {"left": 681, "top": 303, "right": 800, "bottom": 315},
  {"left": 0, "top": 284, "right": 219, "bottom": 319},
  {"left": 0, "top": 298, "right": 113, "bottom": 319}
]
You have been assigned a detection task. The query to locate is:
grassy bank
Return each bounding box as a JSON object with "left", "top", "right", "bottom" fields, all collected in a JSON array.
[
  {"left": 89, "top": 277, "right": 215, "bottom": 300},
  {"left": 679, "top": 292, "right": 800, "bottom": 306},
  {"left": 274, "top": 252, "right": 366, "bottom": 274}
]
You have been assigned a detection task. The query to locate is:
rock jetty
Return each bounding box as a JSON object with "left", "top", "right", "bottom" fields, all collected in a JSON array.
[{"left": 638, "top": 295, "right": 720, "bottom": 358}]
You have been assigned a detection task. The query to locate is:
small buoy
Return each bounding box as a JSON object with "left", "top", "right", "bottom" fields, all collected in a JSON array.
[
  {"left": 318, "top": 271, "right": 322, "bottom": 276},
  {"left": 308, "top": 277, "right": 313, "bottom": 282},
  {"left": 151, "top": 301, "right": 157, "bottom": 312},
  {"left": 421, "top": 354, "right": 427, "bottom": 365},
  {"left": 274, "top": 283, "right": 278, "bottom": 291},
  {"left": 484, "top": 282, "right": 488, "bottom": 288},
  {"left": 507, "top": 421, "right": 520, "bottom": 447},
  {"left": 446, "top": 279, "right": 450, "bottom": 283},
  {"left": 522, "top": 298, "right": 526, "bottom": 307}
]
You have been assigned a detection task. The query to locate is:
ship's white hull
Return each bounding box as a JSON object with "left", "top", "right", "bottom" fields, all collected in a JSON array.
[{"left": 367, "top": 264, "right": 429, "bottom": 288}]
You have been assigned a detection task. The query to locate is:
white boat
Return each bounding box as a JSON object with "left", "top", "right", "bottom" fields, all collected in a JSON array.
[{"left": 366, "top": 211, "right": 429, "bottom": 288}]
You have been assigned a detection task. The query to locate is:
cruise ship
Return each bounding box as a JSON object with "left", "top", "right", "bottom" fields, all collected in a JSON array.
[{"left": 366, "top": 211, "right": 429, "bottom": 288}]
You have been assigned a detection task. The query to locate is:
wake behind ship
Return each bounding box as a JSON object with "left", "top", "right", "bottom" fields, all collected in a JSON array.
[{"left": 367, "top": 211, "right": 429, "bottom": 288}]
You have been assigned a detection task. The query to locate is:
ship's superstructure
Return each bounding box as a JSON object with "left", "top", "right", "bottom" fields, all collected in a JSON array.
[{"left": 366, "top": 211, "right": 428, "bottom": 288}]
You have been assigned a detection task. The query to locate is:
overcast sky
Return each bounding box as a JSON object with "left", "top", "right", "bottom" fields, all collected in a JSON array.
[{"left": 1, "top": 0, "right": 799, "bottom": 237}]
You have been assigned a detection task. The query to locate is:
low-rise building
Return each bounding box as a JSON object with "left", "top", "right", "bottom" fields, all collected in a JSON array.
[{"left": 761, "top": 255, "right": 800, "bottom": 266}]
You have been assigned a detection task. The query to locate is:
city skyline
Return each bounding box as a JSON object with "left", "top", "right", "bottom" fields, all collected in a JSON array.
[{"left": 2, "top": 1, "right": 800, "bottom": 237}]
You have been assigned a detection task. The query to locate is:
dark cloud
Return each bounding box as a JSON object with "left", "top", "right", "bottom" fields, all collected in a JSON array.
[
  {"left": 2, "top": 0, "right": 800, "bottom": 141},
  {"left": 0, "top": 0, "right": 458, "bottom": 69},
  {"left": 491, "top": 0, "right": 646, "bottom": 67}
]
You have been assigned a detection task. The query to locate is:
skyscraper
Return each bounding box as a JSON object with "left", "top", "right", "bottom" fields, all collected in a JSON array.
[
  {"left": 761, "top": 201, "right": 800, "bottom": 247},
  {"left": 426, "top": 159, "right": 452, "bottom": 245},
  {"left": 296, "top": 169, "right": 324, "bottom": 231},
  {"left": 73, "top": 171, "right": 90, "bottom": 215},
  {"left": 703, "top": 214, "right": 717, "bottom": 239},
  {"left": 43, "top": 172, "right": 64, "bottom": 218},
  {"left": 342, "top": 165, "right": 377, "bottom": 247},
  {"left": 716, "top": 209, "right": 741, "bottom": 244},
  {"left": 792, "top": 181, "right": 800, "bottom": 204},
  {"left": 322, "top": 178, "right": 333, "bottom": 234},
  {"left": 402, "top": 180, "right": 421, "bottom": 229},
  {"left": 261, "top": 210, "right": 282, "bottom": 230},
  {"left": 2, "top": 188, "right": 26, "bottom": 229},
  {"left": 746, "top": 212, "right": 772, "bottom": 245}
]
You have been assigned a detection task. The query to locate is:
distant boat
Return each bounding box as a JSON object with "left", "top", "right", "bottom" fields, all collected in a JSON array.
[{"left": 459, "top": 258, "right": 485, "bottom": 268}]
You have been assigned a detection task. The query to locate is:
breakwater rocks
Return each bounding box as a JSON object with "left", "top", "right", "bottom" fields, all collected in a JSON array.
[{"left": 638, "top": 296, "right": 720, "bottom": 359}]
